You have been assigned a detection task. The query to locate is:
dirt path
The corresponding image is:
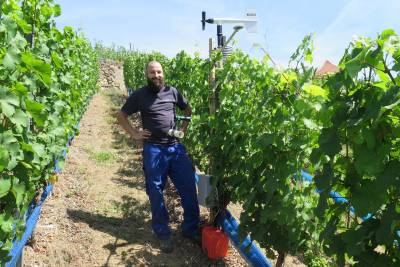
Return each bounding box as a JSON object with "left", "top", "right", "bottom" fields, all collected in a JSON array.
[{"left": 23, "top": 87, "right": 247, "bottom": 267}]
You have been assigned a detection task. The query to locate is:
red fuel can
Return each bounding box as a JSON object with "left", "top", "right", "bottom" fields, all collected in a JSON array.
[{"left": 202, "top": 226, "right": 229, "bottom": 260}]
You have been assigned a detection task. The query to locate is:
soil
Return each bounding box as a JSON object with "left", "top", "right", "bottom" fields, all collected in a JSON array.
[
  {"left": 23, "top": 86, "right": 248, "bottom": 266},
  {"left": 22, "top": 61, "right": 307, "bottom": 267}
]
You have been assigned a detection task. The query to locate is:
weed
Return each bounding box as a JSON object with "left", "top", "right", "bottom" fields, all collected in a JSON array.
[
  {"left": 90, "top": 151, "right": 116, "bottom": 163},
  {"left": 83, "top": 145, "right": 117, "bottom": 164}
]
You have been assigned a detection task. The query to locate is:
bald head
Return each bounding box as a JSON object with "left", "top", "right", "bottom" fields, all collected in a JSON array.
[
  {"left": 146, "top": 60, "right": 163, "bottom": 74},
  {"left": 146, "top": 60, "right": 165, "bottom": 90}
]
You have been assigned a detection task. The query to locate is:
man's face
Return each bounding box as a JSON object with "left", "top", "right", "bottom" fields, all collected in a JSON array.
[{"left": 147, "top": 62, "right": 164, "bottom": 90}]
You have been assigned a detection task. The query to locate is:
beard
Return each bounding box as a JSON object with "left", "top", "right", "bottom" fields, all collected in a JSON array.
[{"left": 147, "top": 77, "right": 165, "bottom": 92}]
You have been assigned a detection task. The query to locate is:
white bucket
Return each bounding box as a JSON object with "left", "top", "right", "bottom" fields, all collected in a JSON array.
[{"left": 196, "top": 174, "right": 213, "bottom": 207}]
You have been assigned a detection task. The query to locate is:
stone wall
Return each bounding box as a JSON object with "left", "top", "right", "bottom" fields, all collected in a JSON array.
[{"left": 98, "top": 59, "right": 126, "bottom": 92}]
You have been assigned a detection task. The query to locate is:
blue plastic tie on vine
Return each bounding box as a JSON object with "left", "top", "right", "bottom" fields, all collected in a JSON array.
[
  {"left": 6, "top": 136, "right": 72, "bottom": 266},
  {"left": 300, "top": 170, "right": 313, "bottom": 182},
  {"left": 300, "top": 170, "right": 400, "bottom": 237},
  {"left": 54, "top": 159, "right": 62, "bottom": 174},
  {"left": 194, "top": 173, "right": 272, "bottom": 265},
  {"left": 6, "top": 204, "right": 42, "bottom": 267},
  {"left": 68, "top": 135, "right": 74, "bottom": 146},
  {"left": 217, "top": 209, "right": 273, "bottom": 267},
  {"left": 62, "top": 149, "right": 67, "bottom": 159},
  {"left": 301, "top": 170, "right": 370, "bottom": 219},
  {"left": 6, "top": 184, "right": 54, "bottom": 267}
]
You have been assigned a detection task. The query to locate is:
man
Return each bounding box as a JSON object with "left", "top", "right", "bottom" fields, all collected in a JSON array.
[{"left": 117, "top": 61, "right": 200, "bottom": 253}]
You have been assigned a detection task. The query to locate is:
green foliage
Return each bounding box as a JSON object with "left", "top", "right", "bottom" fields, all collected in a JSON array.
[
  {"left": 94, "top": 42, "right": 130, "bottom": 62},
  {"left": 312, "top": 30, "right": 400, "bottom": 265},
  {"left": 0, "top": 0, "right": 99, "bottom": 263},
  {"left": 207, "top": 48, "right": 326, "bottom": 259},
  {"left": 119, "top": 29, "right": 400, "bottom": 265},
  {"left": 122, "top": 41, "right": 327, "bottom": 261},
  {"left": 304, "top": 247, "right": 331, "bottom": 267}
]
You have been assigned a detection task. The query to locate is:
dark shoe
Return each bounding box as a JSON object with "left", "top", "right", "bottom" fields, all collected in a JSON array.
[
  {"left": 159, "top": 237, "right": 174, "bottom": 253},
  {"left": 182, "top": 231, "right": 202, "bottom": 246}
]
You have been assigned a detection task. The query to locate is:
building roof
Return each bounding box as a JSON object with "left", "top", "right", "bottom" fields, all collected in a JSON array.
[{"left": 316, "top": 60, "right": 340, "bottom": 76}]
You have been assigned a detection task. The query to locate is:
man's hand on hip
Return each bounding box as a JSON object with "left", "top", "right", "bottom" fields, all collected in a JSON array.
[{"left": 131, "top": 129, "right": 151, "bottom": 140}]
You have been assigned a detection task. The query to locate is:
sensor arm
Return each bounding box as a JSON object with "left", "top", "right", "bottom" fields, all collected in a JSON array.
[
  {"left": 202, "top": 11, "right": 258, "bottom": 33},
  {"left": 209, "top": 18, "right": 257, "bottom": 24},
  {"left": 222, "top": 26, "right": 243, "bottom": 50}
]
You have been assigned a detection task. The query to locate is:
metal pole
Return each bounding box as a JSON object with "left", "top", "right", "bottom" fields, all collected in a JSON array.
[
  {"left": 208, "top": 37, "right": 218, "bottom": 223},
  {"left": 217, "top": 25, "right": 223, "bottom": 48},
  {"left": 208, "top": 38, "right": 216, "bottom": 116},
  {"left": 208, "top": 38, "right": 213, "bottom": 58}
]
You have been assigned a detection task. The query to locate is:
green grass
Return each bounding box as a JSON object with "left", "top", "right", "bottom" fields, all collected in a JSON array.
[
  {"left": 83, "top": 146, "right": 117, "bottom": 164},
  {"left": 90, "top": 150, "right": 116, "bottom": 163},
  {"left": 93, "top": 198, "right": 121, "bottom": 215},
  {"left": 77, "top": 165, "right": 88, "bottom": 174}
]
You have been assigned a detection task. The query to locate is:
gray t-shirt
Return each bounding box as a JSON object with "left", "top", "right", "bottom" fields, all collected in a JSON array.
[{"left": 121, "top": 85, "right": 188, "bottom": 145}]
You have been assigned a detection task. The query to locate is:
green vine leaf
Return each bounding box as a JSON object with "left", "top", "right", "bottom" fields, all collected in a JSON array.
[{"left": 0, "top": 174, "right": 11, "bottom": 197}]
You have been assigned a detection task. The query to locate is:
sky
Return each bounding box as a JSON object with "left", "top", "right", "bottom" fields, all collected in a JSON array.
[{"left": 55, "top": 0, "right": 400, "bottom": 67}]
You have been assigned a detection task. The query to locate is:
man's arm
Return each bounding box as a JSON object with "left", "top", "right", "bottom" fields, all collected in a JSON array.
[
  {"left": 180, "top": 104, "right": 192, "bottom": 133},
  {"left": 117, "top": 111, "right": 151, "bottom": 140}
]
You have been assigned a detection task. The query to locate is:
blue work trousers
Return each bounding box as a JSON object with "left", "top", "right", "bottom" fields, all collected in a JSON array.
[{"left": 142, "top": 143, "right": 200, "bottom": 239}]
